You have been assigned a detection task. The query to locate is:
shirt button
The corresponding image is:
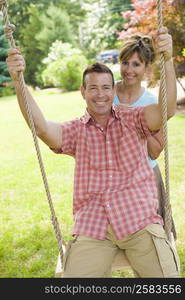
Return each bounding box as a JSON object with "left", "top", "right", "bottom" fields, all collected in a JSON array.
[
  {"left": 109, "top": 175, "right": 113, "bottom": 178},
  {"left": 109, "top": 160, "right": 113, "bottom": 164}
]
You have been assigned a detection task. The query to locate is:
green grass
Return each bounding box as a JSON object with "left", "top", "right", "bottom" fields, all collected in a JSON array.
[{"left": 0, "top": 90, "right": 185, "bottom": 278}]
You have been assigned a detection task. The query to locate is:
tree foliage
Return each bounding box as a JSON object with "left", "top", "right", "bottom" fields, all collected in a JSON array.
[
  {"left": 36, "top": 5, "right": 74, "bottom": 54},
  {"left": 7, "top": 0, "right": 86, "bottom": 43},
  {"left": 79, "top": 0, "right": 132, "bottom": 57},
  {"left": 99, "top": 0, "right": 132, "bottom": 48},
  {"left": 19, "top": 5, "right": 43, "bottom": 86},
  {"left": 0, "top": 19, "right": 12, "bottom": 96},
  {"left": 6, "top": 0, "right": 89, "bottom": 86}
]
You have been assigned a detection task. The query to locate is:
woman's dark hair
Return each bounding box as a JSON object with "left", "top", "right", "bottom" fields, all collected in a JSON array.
[
  {"left": 82, "top": 62, "right": 114, "bottom": 88},
  {"left": 119, "top": 35, "right": 156, "bottom": 66}
]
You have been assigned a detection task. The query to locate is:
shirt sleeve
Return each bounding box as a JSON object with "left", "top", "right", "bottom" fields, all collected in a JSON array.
[
  {"left": 134, "top": 106, "right": 158, "bottom": 137},
  {"left": 51, "top": 118, "right": 79, "bottom": 156},
  {"left": 117, "top": 106, "right": 159, "bottom": 138}
]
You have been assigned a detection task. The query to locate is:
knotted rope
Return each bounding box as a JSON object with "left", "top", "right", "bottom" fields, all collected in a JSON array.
[
  {"left": 156, "top": 0, "right": 172, "bottom": 241},
  {"left": 0, "top": 0, "right": 65, "bottom": 265}
]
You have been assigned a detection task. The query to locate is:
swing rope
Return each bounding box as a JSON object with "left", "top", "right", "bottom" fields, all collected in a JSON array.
[
  {"left": 0, "top": 0, "right": 65, "bottom": 265},
  {"left": 0, "top": 0, "right": 173, "bottom": 273},
  {"left": 156, "top": 0, "right": 172, "bottom": 241}
]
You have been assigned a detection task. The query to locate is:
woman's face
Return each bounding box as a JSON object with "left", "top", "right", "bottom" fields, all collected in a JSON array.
[{"left": 120, "top": 52, "right": 147, "bottom": 86}]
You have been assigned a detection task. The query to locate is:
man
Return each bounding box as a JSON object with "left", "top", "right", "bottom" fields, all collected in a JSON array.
[{"left": 7, "top": 27, "right": 180, "bottom": 277}]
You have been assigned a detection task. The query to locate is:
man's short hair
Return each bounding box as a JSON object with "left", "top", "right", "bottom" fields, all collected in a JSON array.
[{"left": 82, "top": 62, "right": 115, "bottom": 88}]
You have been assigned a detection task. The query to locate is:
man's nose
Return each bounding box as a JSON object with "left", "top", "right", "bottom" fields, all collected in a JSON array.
[{"left": 97, "top": 89, "right": 104, "bottom": 96}]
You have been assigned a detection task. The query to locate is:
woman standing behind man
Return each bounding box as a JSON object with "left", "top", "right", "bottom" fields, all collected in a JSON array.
[{"left": 114, "top": 30, "right": 176, "bottom": 238}]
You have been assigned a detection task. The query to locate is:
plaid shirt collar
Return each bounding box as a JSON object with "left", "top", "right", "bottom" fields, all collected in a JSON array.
[{"left": 80, "top": 105, "right": 120, "bottom": 125}]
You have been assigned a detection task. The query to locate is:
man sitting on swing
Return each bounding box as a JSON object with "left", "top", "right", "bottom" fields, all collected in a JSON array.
[{"left": 6, "top": 26, "right": 180, "bottom": 277}]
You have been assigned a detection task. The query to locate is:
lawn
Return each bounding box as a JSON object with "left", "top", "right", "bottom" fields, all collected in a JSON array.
[{"left": 0, "top": 90, "right": 185, "bottom": 278}]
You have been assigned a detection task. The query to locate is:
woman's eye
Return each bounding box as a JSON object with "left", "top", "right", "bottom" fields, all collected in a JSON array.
[
  {"left": 133, "top": 62, "right": 140, "bottom": 67},
  {"left": 122, "top": 61, "right": 128, "bottom": 65}
]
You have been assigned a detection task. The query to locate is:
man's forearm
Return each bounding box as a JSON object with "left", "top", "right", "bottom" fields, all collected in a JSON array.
[
  {"left": 159, "top": 58, "right": 177, "bottom": 119},
  {"left": 147, "top": 129, "right": 164, "bottom": 160},
  {"left": 14, "top": 80, "right": 48, "bottom": 136}
]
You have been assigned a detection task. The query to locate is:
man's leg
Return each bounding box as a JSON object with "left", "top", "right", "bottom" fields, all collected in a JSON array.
[
  {"left": 119, "top": 224, "right": 180, "bottom": 278},
  {"left": 63, "top": 235, "right": 118, "bottom": 278}
]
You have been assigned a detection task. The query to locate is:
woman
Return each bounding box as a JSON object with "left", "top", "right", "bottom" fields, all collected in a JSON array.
[{"left": 114, "top": 34, "right": 176, "bottom": 239}]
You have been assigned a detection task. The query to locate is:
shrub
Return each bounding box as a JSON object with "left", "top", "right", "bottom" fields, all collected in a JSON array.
[
  {"left": 0, "top": 86, "right": 15, "bottom": 97},
  {"left": 42, "top": 54, "right": 88, "bottom": 91},
  {"left": 43, "top": 41, "right": 82, "bottom": 64},
  {"left": 41, "top": 41, "right": 88, "bottom": 91}
]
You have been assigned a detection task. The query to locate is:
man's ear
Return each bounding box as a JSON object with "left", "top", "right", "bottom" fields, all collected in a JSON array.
[{"left": 80, "top": 85, "right": 85, "bottom": 99}]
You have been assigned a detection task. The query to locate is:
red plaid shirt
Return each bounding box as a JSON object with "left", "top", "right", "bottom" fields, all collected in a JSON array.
[{"left": 53, "top": 105, "right": 163, "bottom": 240}]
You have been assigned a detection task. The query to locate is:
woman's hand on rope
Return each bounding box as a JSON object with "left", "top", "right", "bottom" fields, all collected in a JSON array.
[
  {"left": 6, "top": 47, "right": 25, "bottom": 82},
  {"left": 153, "top": 26, "right": 173, "bottom": 62}
]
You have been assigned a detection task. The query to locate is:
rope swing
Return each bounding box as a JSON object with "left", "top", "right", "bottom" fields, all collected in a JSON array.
[
  {"left": 0, "top": 0, "right": 174, "bottom": 275},
  {"left": 156, "top": 0, "right": 172, "bottom": 242}
]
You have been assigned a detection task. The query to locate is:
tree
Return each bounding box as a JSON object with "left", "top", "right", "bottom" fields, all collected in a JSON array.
[
  {"left": 99, "top": 0, "right": 132, "bottom": 49},
  {"left": 20, "top": 4, "right": 43, "bottom": 86},
  {"left": 79, "top": 0, "right": 132, "bottom": 58},
  {"left": 0, "top": 18, "right": 12, "bottom": 96},
  {"left": 17, "top": 4, "right": 75, "bottom": 86},
  {"left": 7, "top": 0, "right": 91, "bottom": 86},
  {"left": 8, "top": 0, "right": 52, "bottom": 42},
  {"left": 36, "top": 4, "right": 74, "bottom": 54},
  {"left": 165, "top": 0, "right": 185, "bottom": 79},
  {"left": 8, "top": 0, "right": 87, "bottom": 46}
]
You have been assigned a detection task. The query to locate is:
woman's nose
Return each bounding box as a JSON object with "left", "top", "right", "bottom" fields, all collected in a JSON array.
[{"left": 125, "top": 63, "right": 132, "bottom": 72}]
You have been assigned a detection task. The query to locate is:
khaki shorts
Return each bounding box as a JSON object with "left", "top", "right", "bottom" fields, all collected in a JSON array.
[{"left": 63, "top": 224, "right": 180, "bottom": 278}]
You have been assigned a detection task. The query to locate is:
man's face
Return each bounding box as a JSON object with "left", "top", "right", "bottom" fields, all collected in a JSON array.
[{"left": 81, "top": 72, "right": 115, "bottom": 121}]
